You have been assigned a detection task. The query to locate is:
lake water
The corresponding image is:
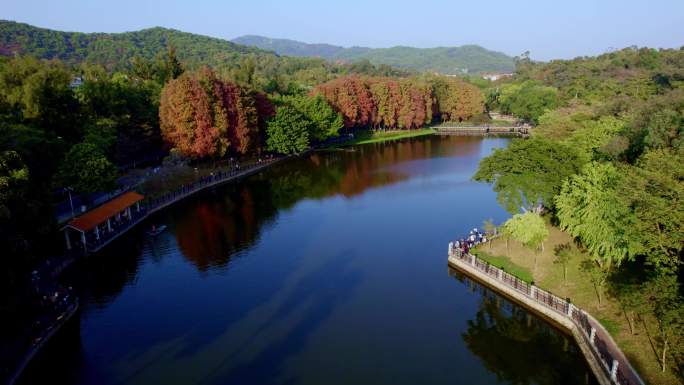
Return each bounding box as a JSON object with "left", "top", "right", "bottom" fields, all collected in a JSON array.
[{"left": 22, "top": 135, "right": 597, "bottom": 385}]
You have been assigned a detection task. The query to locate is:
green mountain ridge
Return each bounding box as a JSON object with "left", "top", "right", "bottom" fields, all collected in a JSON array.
[
  {"left": 232, "top": 35, "right": 515, "bottom": 74},
  {"left": 0, "top": 20, "right": 277, "bottom": 70}
]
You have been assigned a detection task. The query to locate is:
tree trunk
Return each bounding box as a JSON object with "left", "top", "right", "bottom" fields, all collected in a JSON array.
[
  {"left": 661, "top": 337, "right": 668, "bottom": 372},
  {"left": 563, "top": 265, "right": 567, "bottom": 282},
  {"left": 506, "top": 238, "right": 509, "bottom": 255}
]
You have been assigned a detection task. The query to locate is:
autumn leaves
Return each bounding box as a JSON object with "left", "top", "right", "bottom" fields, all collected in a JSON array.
[{"left": 159, "top": 68, "right": 485, "bottom": 158}]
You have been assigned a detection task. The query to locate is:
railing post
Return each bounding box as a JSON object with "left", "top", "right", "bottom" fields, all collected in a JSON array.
[
  {"left": 610, "top": 359, "right": 618, "bottom": 383},
  {"left": 470, "top": 254, "right": 475, "bottom": 266},
  {"left": 448, "top": 242, "right": 453, "bottom": 256},
  {"left": 567, "top": 302, "right": 573, "bottom": 317},
  {"left": 530, "top": 284, "right": 536, "bottom": 298},
  {"left": 589, "top": 327, "right": 596, "bottom": 345},
  {"left": 497, "top": 269, "right": 502, "bottom": 281}
]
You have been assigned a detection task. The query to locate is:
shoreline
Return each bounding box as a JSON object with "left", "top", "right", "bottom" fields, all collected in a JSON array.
[
  {"left": 448, "top": 247, "right": 644, "bottom": 385},
  {"left": 7, "top": 154, "right": 299, "bottom": 385}
]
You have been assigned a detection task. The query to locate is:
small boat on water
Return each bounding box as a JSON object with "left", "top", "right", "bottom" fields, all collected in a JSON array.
[{"left": 147, "top": 225, "right": 167, "bottom": 237}]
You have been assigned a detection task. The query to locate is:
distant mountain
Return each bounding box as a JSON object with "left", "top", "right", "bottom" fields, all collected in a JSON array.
[
  {"left": 232, "top": 35, "right": 515, "bottom": 74},
  {"left": 0, "top": 20, "right": 276, "bottom": 70},
  {"left": 232, "top": 35, "right": 370, "bottom": 59}
]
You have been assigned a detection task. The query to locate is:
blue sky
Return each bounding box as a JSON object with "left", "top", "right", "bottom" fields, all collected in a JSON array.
[{"left": 4, "top": 0, "right": 684, "bottom": 60}]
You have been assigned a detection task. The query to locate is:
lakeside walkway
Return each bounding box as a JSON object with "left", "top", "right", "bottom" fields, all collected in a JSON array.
[
  {"left": 74, "top": 156, "right": 286, "bottom": 253},
  {"left": 7, "top": 155, "right": 291, "bottom": 385},
  {"left": 448, "top": 241, "right": 644, "bottom": 385}
]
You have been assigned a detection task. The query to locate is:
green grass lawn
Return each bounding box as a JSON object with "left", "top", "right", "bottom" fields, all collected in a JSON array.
[
  {"left": 471, "top": 249, "right": 534, "bottom": 283},
  {"left": 328, "top": 128, "right": 435, "bottom": 148}
]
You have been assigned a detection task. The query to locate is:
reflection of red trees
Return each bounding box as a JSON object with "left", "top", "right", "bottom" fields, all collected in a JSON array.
[
  {"left": 174, "top": 187, "right": 260, "bottom": 271},
  {"left": 159, "top": 67, "right": 273, "bottom": 158}
]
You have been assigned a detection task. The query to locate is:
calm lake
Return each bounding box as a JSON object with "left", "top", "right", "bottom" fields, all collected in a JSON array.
[{"left": 22, "top": 135, "right": 597, "bottom": 385}]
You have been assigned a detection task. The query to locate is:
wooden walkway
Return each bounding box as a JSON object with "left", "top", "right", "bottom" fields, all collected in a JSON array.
[
  {"left": 434, "top": 125, "right": 529, "bottom": 137},
  {"left": 448, "top": 244, "right": 644, "bottom": 385}
]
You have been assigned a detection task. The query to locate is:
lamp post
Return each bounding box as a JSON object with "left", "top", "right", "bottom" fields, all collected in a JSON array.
[{"left": 67, "top": 187, "right": 75, "bottom": 218}]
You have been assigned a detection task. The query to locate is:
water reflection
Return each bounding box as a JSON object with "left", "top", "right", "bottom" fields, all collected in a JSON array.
[
  {"left": 20, "top": 135, "right": 599, "bottom": 385},
  {"left": 174, "top": 136, "right": 483, "bottom": 272},
  {"left": 450, "top": 268, "right": 598, "bottom": 385}
]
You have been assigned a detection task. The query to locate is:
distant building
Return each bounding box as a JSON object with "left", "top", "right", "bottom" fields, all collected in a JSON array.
[
  {"left": 69, "top": 76, "right": 84, "bottom": 89},
  {"left": 481, "top": 72, "right": 514, "bottom": 81}
]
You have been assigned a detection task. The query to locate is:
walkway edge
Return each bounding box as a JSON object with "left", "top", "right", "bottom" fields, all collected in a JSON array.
[
  {"left": 7, "top": 301, "right": 79, "bottom": 385},
  {"left": 448, "top": 254, "right": 613, "bottom": 385}
]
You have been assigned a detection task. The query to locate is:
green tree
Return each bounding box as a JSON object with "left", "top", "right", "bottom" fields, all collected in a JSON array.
[
  {"left": 607, "top": 271, "right": 648, "bottom": 335},
  {"left": 580, "top": 259, "right": 610, "bottom": 308},
  {"left": 0, "top": 56, "right": 82, "bottom": 141},
  {"left": 266, "top": 105, "right": 311, "bottom": 155},
  {"left": 283, "top": 95, "right": 343, "bottom": 141},
  {"left": 55, "top": 142, "right": 118, "bottom": 193},
  {"left": 235, "top": 55, "right": 257, "bottom": 88},
  {"left": 563, "top": 116, "right": 625, "bottom": 161},
  {"left": 619, "top": 150, "right": 684, "bottom": 273},
  {"left": 498, "top": 81, "right": 559, "bottom": 124},
  {"left": 0, "top": 151, "right": 29, "bottom": 221},
  {"left": 474, "top": 138, "right": 585, "bottom": 213},
  {"left": 165, "top": 45, "right": 184, "bottom": 81},
  {"left": 642, "top": 274, "right": 684, "bottom": 373},
  {"left": 502, "top": 212, "right": 548, "bottom": 271},
  {"left": 556, "top": 162, "right": 642, "bottom": 269},
  {"left": 483, "top": 218, "right": 496, "bottom": 250},
  {"left": 553, "top": 243, "right": 572, "bottom": 283}
]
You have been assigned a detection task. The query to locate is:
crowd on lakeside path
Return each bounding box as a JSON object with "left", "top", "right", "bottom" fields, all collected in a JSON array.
[
  {"left": 29, "top": 269, "right": 77, "bottom": 347},
  {"left": 454, "top": 228, "right": 487, "bottom": 255}
]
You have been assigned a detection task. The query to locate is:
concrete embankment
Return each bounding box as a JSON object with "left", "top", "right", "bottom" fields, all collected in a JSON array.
[{"left": 448, "top": 246, "right": 644, "bottom": 385}]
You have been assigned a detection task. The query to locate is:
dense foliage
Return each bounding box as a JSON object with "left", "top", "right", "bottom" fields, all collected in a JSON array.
[
  {"left": 313, "top": 75, "right": 483, "bottom": 129},
  {"left": 159, "top": 67, "right": 272, "bottom": 158},
  {"left": 475, "top": 46, "right": 684, "bottom": 377},
  {"left": 265, "top": 105, "right": 311, "bottom": 155},
  {"left": 473, "top": 138, "right": 585, "bottom": 213}
]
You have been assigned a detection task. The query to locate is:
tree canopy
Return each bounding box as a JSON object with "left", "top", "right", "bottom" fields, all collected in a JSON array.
[
  {"left": 159, "top": 67, "right": 272, "bottom": 158},
  {"left": 473, "top": 138, "right": 585, "bottom": 213},
  {"left": 55, "top": 142, "right": 118, "bottom": 194},
  {"left": 266, "top": 105, "right": 311, "bottom": 155}
]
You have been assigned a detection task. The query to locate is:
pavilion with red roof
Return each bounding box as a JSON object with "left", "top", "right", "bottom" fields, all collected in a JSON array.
[{"left": 62, "top": 192, "right": 145, "bottom": 252}]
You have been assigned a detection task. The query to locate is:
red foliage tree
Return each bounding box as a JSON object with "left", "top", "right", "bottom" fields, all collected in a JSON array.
[
  {"left": 314, "top": 76, "right": 447, "bottom": 130},
  {"left": 159, "top": 66, "right": 268, "bottom": 158}
]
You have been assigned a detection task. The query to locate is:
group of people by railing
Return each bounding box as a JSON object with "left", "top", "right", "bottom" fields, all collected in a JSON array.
[
  {"left": 449, "top": 232, "right": 643, "bottom": 385},
  {"left": 2, "top": 262, "right": 79, "bottom": 384},
  {"left": 453, "top": 227, "right": 488, "bottom": 255}
]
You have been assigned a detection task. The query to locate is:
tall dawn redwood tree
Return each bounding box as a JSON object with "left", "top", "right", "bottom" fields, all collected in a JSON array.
[{"left": 159, "top": 67, "right": 269, "bottom": 158}]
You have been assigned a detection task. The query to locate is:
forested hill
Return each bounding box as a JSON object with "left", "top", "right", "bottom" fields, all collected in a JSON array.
[
  {"left": 0, "top": 20, "right": 275, "bottom": 70},
  {"left": 232, "top": 35, "right": 515, "bottom": 74}
]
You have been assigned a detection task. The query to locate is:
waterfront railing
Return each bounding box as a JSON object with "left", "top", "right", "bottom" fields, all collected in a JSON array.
[{"left": 448, "top": 244, "right": 644, "bottom": 385}]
